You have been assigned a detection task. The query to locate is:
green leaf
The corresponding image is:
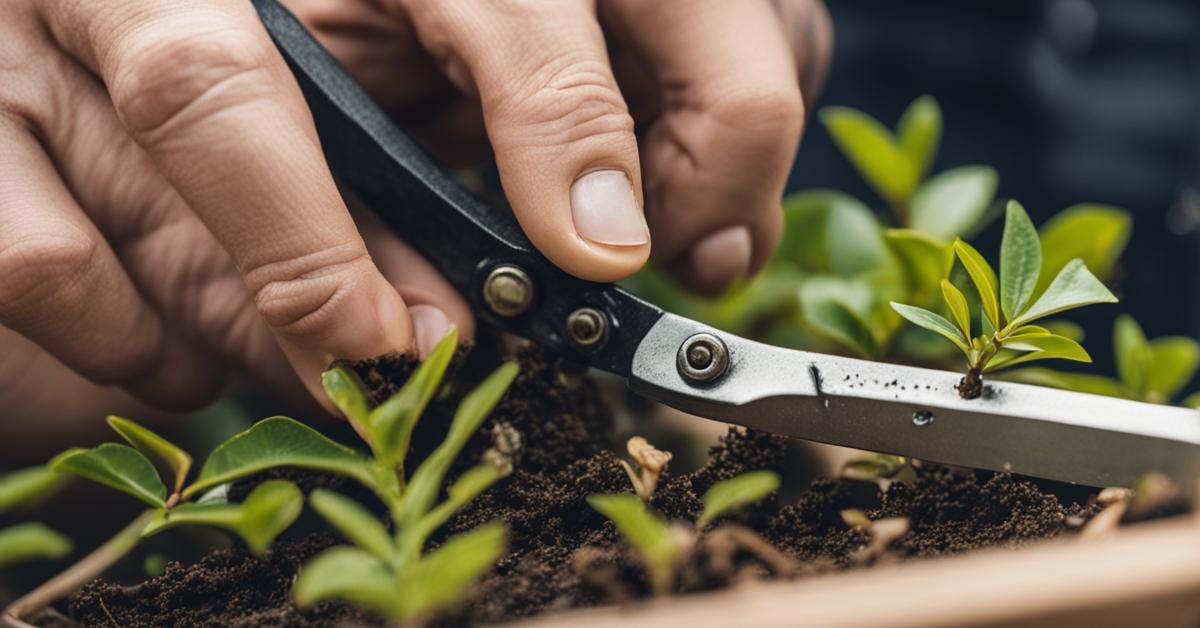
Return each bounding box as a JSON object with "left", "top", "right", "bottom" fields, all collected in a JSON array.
[
  {"left": 941, "top": 280, "right": 971, "bottom": 339},
  {"left": 1146, "top": 337, "right": 1200, "bottom": 402},
  {"left": 1036, "top": 204, "right": 1131, "bottom": 296},
  {"left": 294, "top": 546, "right": 397, "bottom": 616},
  {"left": 886, "top": 229, "right": 952, "bottom": 298},
  {"left": 143, "top": 480, "right": 302, "bottom": 555},
  {"left": 890, "top": 303, "right": 968, "bottom": 353},
  {"left": 587, "top": 494, "right": 676, "bottom": 594},
  {"left": 896, "top": 95, "right": 941, "bottom": 178},
  {"left": 1181, "top": 391, "right": 1200, "bottom": 409},
  {"left": 910, "top": 166, "right": 997, "bottom": 241},
  {"left": 1115, "top": 315, "right": 1151, "bottom": 396},
  {"left": 1012, "top": 259, "right": 1117, "bottom": 327},
  {"left": 780, "top": 190, "right": 888, "bottom": 276},
  {"left": 410, "top": 464, "right": 504, "bottom": 553},
  {"left": 186, "top": 417, "right": 373, "bottom": 499},
  {"left": 824, "top": 193, "right": 889, "bottom": 276},
  {"left": 1041, "top": 320, "right": 1086, "bottom": 342},
  {"left": 397, "top": 523, "right": 507, "bottom": 622},
  {"left": 999, "top": 200, "right": 1042, "bottom": 320},
  {"left": 398, "top": 363, "right": 518, "bottom": 527},
  {"left": 800, "top": 278, "right": 880, "bottom": 358},
  {"left": 820, "top": 107, "right": 918, "bottom": 208},
  {"left": 0, "top": 523, "right": 72, "bottom": 569},
  {"left": 1003, "top": 368, "right": 1125, "bottom": 397},
  {"left": 51, "top": 444, "right": 166, "bottom": 508},
  {"left": 310, "top": 489, "right": 392, "bottom": 561},
  {"left": 107, "top": 416, "right": 192, "bottom": 496},
  {"left": 779, "top": 191, "right": 831, "bottom": 271},
  {"left": 985, "top": 334, "right": 1091, "bottom": 372},
  {"left": 697, "top": 471, "right": 780, "bottom": 527},
  {"left": 953, "top": 239, "right": 1001, "bottom": 329},
  {"left": 321, "top": 367, "right": 371, "bottom": 432},
  {"left": 368, "top": 328, "right": 457, "bottom": 466},
  {"left": 0, "top": 466, "right": 68, "bottom": 512}
]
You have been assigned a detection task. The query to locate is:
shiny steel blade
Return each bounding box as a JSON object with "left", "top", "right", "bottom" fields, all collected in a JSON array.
[{"left": 630, "top": 314, "right": 1200, "bottom": 488}]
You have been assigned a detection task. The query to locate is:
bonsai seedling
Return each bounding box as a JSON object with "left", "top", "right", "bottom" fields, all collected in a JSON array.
[
  {"left": 51, "top": 415, "right": 303, "bottom": 555},
  {"left": 0, "top": 466, "right": 71, "bottom": 570},
  {"left": 1010, "top": 314, "right": 1200, "bottom": 406},
  {"left": 291, "top": 328, "right": 519, "bottom": 624},
  {"left": 891, "top": 200, "right": 1118, "bottom": 398},
  {"left": 588, "top": 469, "right": 781, "bottom": 594}
]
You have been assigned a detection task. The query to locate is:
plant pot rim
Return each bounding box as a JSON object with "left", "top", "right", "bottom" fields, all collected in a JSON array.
[{"left": 506, "top": 513, "right": 1200, "bottom": 628}]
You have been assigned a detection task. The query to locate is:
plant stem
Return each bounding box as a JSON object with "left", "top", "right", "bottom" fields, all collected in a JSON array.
[{"left": 2, "top": 510, "right": 154, "bottom": 628}]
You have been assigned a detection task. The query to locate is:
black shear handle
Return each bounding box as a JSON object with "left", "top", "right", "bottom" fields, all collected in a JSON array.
[{"left": 252, "top": 0, "right": 662, "bottom": 375}]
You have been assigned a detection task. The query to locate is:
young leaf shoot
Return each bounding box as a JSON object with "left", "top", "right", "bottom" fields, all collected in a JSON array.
[
  {"left": 891, "top": 201, "right": 1117, "bottom": 398},
  {"left": 294, "top": 328, "right": 520, "bottom": 624}
]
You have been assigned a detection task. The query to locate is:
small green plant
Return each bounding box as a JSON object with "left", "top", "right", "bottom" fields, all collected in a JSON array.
[
  {"left": 292, "top": 328, "right": 519, "bottom": 624},
  {"left": 16, "top": 328, "right": 513, "bottom": 625},
  {"left": 0, "top": 466, "right": 71, "bottom": 569},
  {"left": 51, "top": 416, "right": 303, "bottom": 555},
  {"left": 588, "top": 470, "right": 781, "bottom": 595},
  {"left": 891, "top": 201, "right": 1118, "bottom": 398},
  {"left": 1011, "top": 315, "right": 1200, "bottom": 406},
  {"left": 624, "top": 95, "right": 1131, "bottom": 373}
]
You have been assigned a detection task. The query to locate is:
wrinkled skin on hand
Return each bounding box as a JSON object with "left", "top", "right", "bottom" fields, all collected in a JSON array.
[{"left": 0, "top": 0, "right": 830, "bottom": 460}]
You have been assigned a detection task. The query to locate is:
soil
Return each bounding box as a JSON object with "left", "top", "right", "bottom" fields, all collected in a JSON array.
[{"left": 70, "top": 343, "right": 1107, "bottom": 627}]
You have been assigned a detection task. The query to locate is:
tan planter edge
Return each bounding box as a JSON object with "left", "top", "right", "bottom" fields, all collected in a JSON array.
[{"left": 508, "top": 514, "right": 1200, "bottom": 628}]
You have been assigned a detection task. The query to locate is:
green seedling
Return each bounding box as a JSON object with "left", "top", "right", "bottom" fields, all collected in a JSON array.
[
  {"left": 625, "top": 95, "right": 1131, "bottom": 377},
  {"left": 51, "top": 416, "right": 303, "bottom": 555},
  {"left": 1011, "top": 315, "right": 1200, "bottom": 406},
  {"left": 822, "top": 95, "right": 999, "bottom": 235},
  {"left": 588, "top": 470, "right": 781, "bottom": 595},
  {"left": 891, "top": 201, "right": 1118, "bottom": 398},
  {"left": 0, "top": 466, "right": 72, "bottom": 570},
  {"left": 292, "top": 328, "right": 519, "bottom": 624}
]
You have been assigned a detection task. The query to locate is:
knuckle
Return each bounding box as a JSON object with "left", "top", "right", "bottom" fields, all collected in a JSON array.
[
  {"left": 0, "top": 233, "right": 99, "bottom": 317},
  {"left": 713, "top": 85, "right": 805, "bottom": 135},
  {"left": 108, "top": 27, "right": 275, "bottom": 139},
  {"left": 248, "top": 241, "right": 372, "bottom": 336},
  {"left": 492, "top": 58, "right": 634, "bottom": 148}
]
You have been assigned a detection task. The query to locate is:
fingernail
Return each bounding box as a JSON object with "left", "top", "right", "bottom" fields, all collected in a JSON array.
[
  {"left": 408, "top": 304, "right": 452, "bottom": 359},
  {"left": 689, "top": 226, "right": 753, "bottom": 293},
  {"left": 570, "top": 170, "right": 650, "bottom": 246}
]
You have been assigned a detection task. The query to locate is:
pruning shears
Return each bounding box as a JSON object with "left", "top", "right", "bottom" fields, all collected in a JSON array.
[{"left": 253, "top": 0, "right": 1200, "bottom": 490}]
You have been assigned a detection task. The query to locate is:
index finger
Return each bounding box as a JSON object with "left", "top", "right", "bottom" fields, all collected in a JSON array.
[{"left": 40, "top": 0, "right": 417, "bottom": 390}]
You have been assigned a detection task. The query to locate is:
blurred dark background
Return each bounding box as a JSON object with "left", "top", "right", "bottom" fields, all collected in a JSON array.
[{"left": 787, "top": 0, "right": 1200, "bottom": 369}]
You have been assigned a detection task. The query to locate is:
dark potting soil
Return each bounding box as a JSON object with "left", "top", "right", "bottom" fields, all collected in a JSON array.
[{"left": 70, "top": 345, "right": 1103, "bottom": 627}]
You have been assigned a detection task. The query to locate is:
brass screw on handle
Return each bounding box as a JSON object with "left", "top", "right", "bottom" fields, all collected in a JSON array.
[
  {"left": 482, "top": 265, "right": 534, "bottom": 317},
  {"left": 566, "top": 307, "right": 608, "bottom": 350},
  {"left": 677, "top": 332, "right": 730, "bottom": 384}
]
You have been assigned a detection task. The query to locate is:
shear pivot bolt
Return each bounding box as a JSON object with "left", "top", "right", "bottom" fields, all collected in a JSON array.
[
  {"left": 566, "top": 307, "right": 608, "bottom": 350},
  {"left": 482, "top": 265, "right": 534, "bottom": 317},
  {"left": 678, "top": 333, "right": 729, "bottom": 384}
]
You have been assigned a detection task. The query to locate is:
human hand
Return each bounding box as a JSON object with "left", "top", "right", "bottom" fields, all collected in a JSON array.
[
  {"left": 292, "top": 0, "right": 832, "bottom": 293},
  {"left": 0, "top": 0, "right": 830, "bottom": 455},
  {"left": 0, "top": 0, "right": 476, "bottom": 453}
]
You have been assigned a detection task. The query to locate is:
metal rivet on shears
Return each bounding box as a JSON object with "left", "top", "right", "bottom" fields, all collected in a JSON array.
[
  {"left": 678, "top": 332, "right": 729, "bottom": 384},
  {"left": 566, "top": 307, "right": 608, "bottom": 350},
  {"left": 482, "top": 264, "right": 534, "bottom": 317}
]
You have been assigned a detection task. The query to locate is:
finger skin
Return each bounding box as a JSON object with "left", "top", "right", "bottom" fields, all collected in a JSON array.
[
  {"left": 399, "top": 0, "right": 651, "bottom": 283},
  {"left": 39, "top": 0, "right": 419, "bottom": 397},
  {"left": 0, "top": 120, "right": 162, "bottom": 383},
  {"left": 602, "top": 0, "right": 805, "bottom": 293}
]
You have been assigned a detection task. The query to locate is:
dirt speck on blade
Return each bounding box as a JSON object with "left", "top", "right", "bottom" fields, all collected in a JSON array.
[{"left": 69, "top": 345, "right": 1103, "bottom": 627}]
